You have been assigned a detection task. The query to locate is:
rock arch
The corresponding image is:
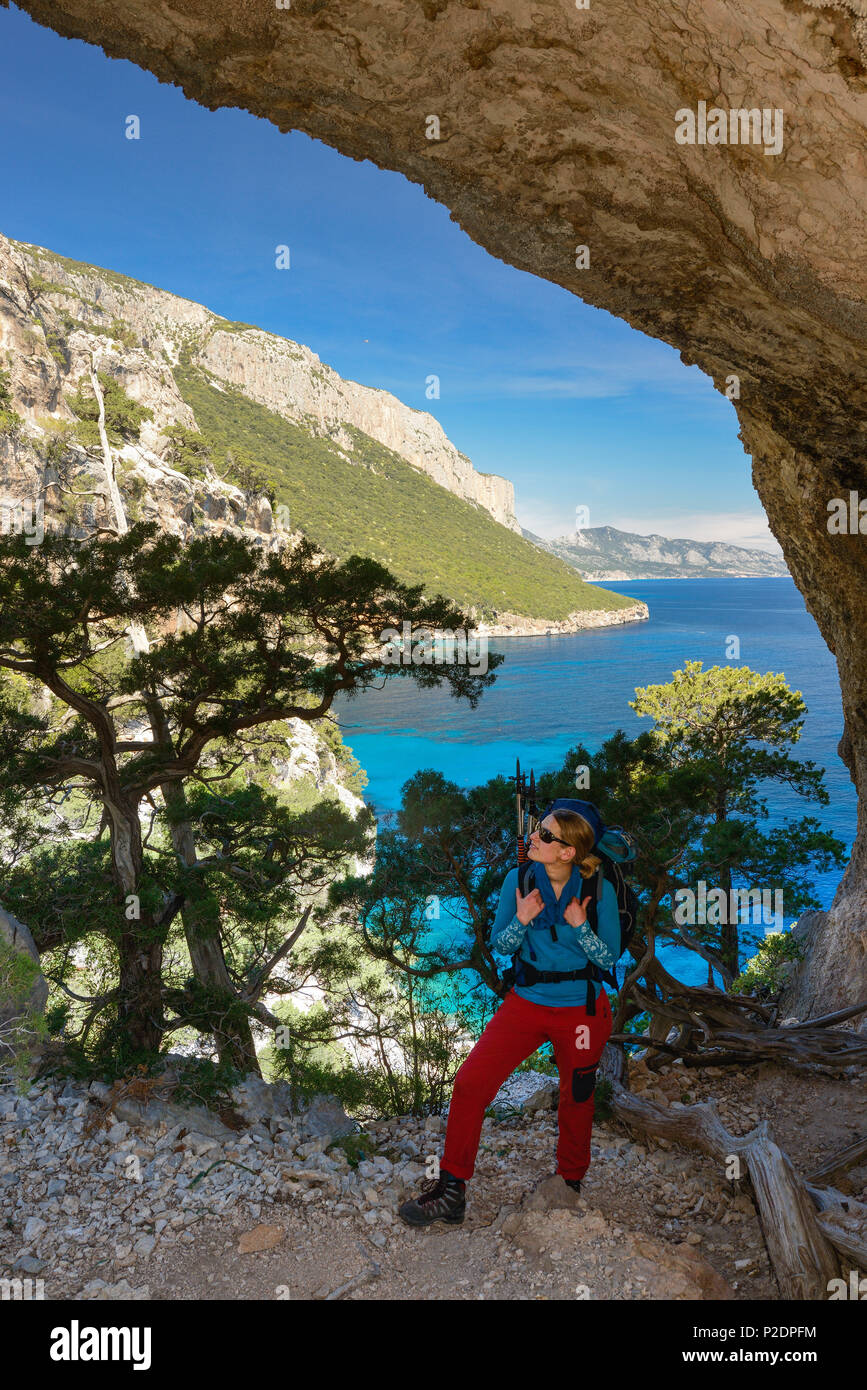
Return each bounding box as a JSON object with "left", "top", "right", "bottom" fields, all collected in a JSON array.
[{"left": 9, "top": 0, "right": 867, "bottom": 1013}]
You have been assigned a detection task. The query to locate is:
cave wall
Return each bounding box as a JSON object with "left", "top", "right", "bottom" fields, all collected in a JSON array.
[{"left": 7, "top": 0, "right": 867, "bottom": 1011}]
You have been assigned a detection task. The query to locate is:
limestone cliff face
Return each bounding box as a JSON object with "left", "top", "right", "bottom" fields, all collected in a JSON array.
[
  {"left": 195, "top": 327, "right": 517, "bottom": 528},
  {"left": 0, "top": 232, "right": 517, "bottom": 530}
]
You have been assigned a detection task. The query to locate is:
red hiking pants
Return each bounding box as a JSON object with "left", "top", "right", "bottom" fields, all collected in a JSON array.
[{"left": 441, "top": 987, "right": 612, "bottom": 1182}]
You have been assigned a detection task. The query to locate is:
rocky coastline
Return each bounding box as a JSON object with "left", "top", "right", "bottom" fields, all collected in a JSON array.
[{"left": 475, "top": 601, "right": 649, "bottom": 639}]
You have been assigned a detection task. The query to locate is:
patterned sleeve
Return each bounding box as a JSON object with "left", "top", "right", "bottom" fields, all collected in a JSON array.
[
  {"left": 571, "top": 878, "right": 619, "bottom": 969},
  {"left": 489, "top": 869, "right": 531, "bottom": 956}
]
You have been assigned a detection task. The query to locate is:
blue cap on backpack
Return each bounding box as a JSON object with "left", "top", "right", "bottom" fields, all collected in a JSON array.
[{"left": 545, "top": 798, "right": 605, "bottom": 848}]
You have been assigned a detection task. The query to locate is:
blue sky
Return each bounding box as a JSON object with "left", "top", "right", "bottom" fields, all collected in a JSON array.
[{"left": 0, "top": 4, "right": 780, "bottom": 551}]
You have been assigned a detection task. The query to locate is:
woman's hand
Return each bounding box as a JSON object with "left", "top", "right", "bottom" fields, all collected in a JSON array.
[
  {"left": 564, "top": 894, "right": 593, "bottom": 929},
  {"left": 515, "top": 884, "right": 545, "bottom": 925}
]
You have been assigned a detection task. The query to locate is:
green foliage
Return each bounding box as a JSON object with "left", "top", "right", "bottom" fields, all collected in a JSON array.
[
  {"left": 514, "top": 1046, "right": 558, "bottom": 1077},
  {"left": 108, "top": 318, "right": 139, "bottom": 349},
  {"left": 28, "top": 272, "right": 65, "bottom": 298},
  {"left": 162, "top": 424, "right": 211, "bottom": 480},
  {"left": 64, "top": 316, "right": 140, "bottom": 349},
  {"left": 327, "top": 767, "right": 518, "bottom": 1013},
  {"left": 117, "top": 461, "right": 148, "bottom": 521},
  {"left": 32, "top": 1045, "right": 244, "bottom": 1114},
  {"left": 21, "top": 242, "right": 157, "bottom": 293},
  {"left": 219, "top": 447, "right": 277, "bottom": 505},
  {"left": 331, "top": 662, "right": 844, "bottom": 1075},
  {"left": 593, "top": 1076, "right": 614, "bottom": 1120},
  {"left": 733, "top": 930, "right": 805, "bottom": 996},
  {"left": 56, "top": 308, "right": 98, "bottom": 338},
  {"left": 175, "top": 362, "right": 636, "bottom": 622},
  {"left": 36, "top": 417, "right": 77, "bottom": 466},
  {"left": 164, "top": 1055, "right": 245, "bottom": 1113},
  {"left": 328, "top": 1132, "right": 376, "bottom": 1166},
  {"left": 631, "top": 660, "right": 810, "bottom": 757},
  {"left": 1, "top": 841, "right": 126, "bottom": 949},
  {"left": 0, "top": 368, "right": 23, "bottom": 437},
  {"left": 214, "top": 320, "right": 261, "bottom": 334},
  {"left": 629, "top": 660, "right": 846, "bottom": 971},
  {"left": 0, "top": 937, "right": 48, "bottom": 1091},
  {"left": 265, "top": 928, "right": 473, "bottom": 1119},
  {"left": 43, "top": 1001, "right": 72, "bottom": 1037},
  {"left": 623, "top": 1012, "right": 650, "bottom": 1035},
  {"left": 44, "top": 327, "right": 68, "bottom": 366},
  {"left": 65, "top": 371, "right": 153, "bottom": 448},
  {"left": 314, "top": 716, "right": 368, "bottom": 795}
]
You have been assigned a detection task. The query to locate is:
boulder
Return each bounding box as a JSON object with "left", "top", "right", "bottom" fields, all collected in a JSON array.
[
  {"left": 520, "top": 1084, "right": 559, "bottom": 1115},
  {"left": 229, "top": 1074, "right": 357, "bottom": 1141},
  {"left": 296, "top": 1092, "right": 358, "bottom": 1142},
  {"left": 230, "top": 1073, "right": 295, "bottom": 1125},
  {"left": 88, "top": 1080, "right": 235, "bottom": 1141},
  {"left": 489, "top": 1070, "right": 558, "bottom": 1115}
]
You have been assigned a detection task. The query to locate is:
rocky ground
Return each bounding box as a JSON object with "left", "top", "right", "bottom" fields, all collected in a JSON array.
[{"left": 2, "top": 1056, "right": 864, "bottom": 1302}]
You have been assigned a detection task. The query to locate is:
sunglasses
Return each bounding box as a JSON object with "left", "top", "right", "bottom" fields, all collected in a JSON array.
[{"left": 535, "top": 824, "right": 571, "bottom": 848}]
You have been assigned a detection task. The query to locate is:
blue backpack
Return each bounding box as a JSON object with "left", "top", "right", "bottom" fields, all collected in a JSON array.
[{"left": 499, "top": 798, "right": 639, "bottom": 1007}]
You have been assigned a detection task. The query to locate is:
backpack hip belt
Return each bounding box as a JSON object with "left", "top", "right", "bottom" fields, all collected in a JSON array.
[{"left": 513, "top": 959, "right": 605, "bottom": 1013}]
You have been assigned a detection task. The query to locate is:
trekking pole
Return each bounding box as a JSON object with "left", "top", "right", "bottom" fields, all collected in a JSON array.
[
  {"left": 516, "top": 758, "right": 528, "bottom": 863},
  {"left": 527, "top": 768, "right": 538, "bottom": 840}
]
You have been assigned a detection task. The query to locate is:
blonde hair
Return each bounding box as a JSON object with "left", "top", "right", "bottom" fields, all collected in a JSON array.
[{"left": 550, "top": 810, "right": 602, "bottom": 879}]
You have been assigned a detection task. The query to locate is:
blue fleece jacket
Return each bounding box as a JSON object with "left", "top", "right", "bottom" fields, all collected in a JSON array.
[{"left": 490, "top": 862, "right": 621, "bottom": 1007}]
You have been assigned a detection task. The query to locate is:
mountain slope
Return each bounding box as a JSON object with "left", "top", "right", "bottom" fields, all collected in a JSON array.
[
  {"left": 5, "top": 235, "right": 517, "bottom": 528},
  {"left": 0, "top": 232, "right": 646, "bottom": 628},
  {"left": 176, "top": 360, "right": 636, "bottom": 621},
  {"left": 525, "top": 524, "right": 789, "bottom": 581}
]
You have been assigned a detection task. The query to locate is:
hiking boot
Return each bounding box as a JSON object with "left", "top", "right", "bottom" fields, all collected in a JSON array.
[
  {"left": 563, "top": 1178, "right": 582, "bottom": 1194},
  {"left": 398, "top": 1169, "right": 466, "bottom": 1227}
]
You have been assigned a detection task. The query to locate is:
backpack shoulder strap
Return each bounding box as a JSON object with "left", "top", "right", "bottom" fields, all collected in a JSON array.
[
  {"left": 584, "top": 864, "right": 604, "bottom": 937},
  {"left": 586, "top": 862, "right": 622, "bottom": 990},
  {"left": 515, "top": 861, "right": 539, "bottom": 963}
]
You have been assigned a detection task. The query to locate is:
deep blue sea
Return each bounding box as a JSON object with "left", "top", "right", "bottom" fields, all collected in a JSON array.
[{"left": 333, "top": 578, "right": 856, "bottom": 1010}]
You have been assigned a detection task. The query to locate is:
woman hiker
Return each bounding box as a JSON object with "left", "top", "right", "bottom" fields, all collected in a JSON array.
[{"left": 398, "top": 806, "right": 620, "bottom": 1228}]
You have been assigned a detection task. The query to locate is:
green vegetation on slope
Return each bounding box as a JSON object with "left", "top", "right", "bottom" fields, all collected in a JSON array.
[
  {"left": 176, "top": 363, "right": 635, "bottom": 622},
  {"left": 65, "top": 372, "right": 154, "bottom": 449},
  {"left": 17, "top": 240, "right": 164, "bottom": 295}
]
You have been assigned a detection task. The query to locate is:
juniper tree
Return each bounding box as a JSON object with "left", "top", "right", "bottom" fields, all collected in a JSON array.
[
  {"left": 630, "top": 661, "right": 846, "bottom": 972},
  {"left": 0, "top": 522, "right": 500, "bottom": 1064}
]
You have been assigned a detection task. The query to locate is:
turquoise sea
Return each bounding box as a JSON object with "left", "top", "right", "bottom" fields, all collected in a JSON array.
[{"left": 333, "top": 578, "right": 856, "bottom": 1013}]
